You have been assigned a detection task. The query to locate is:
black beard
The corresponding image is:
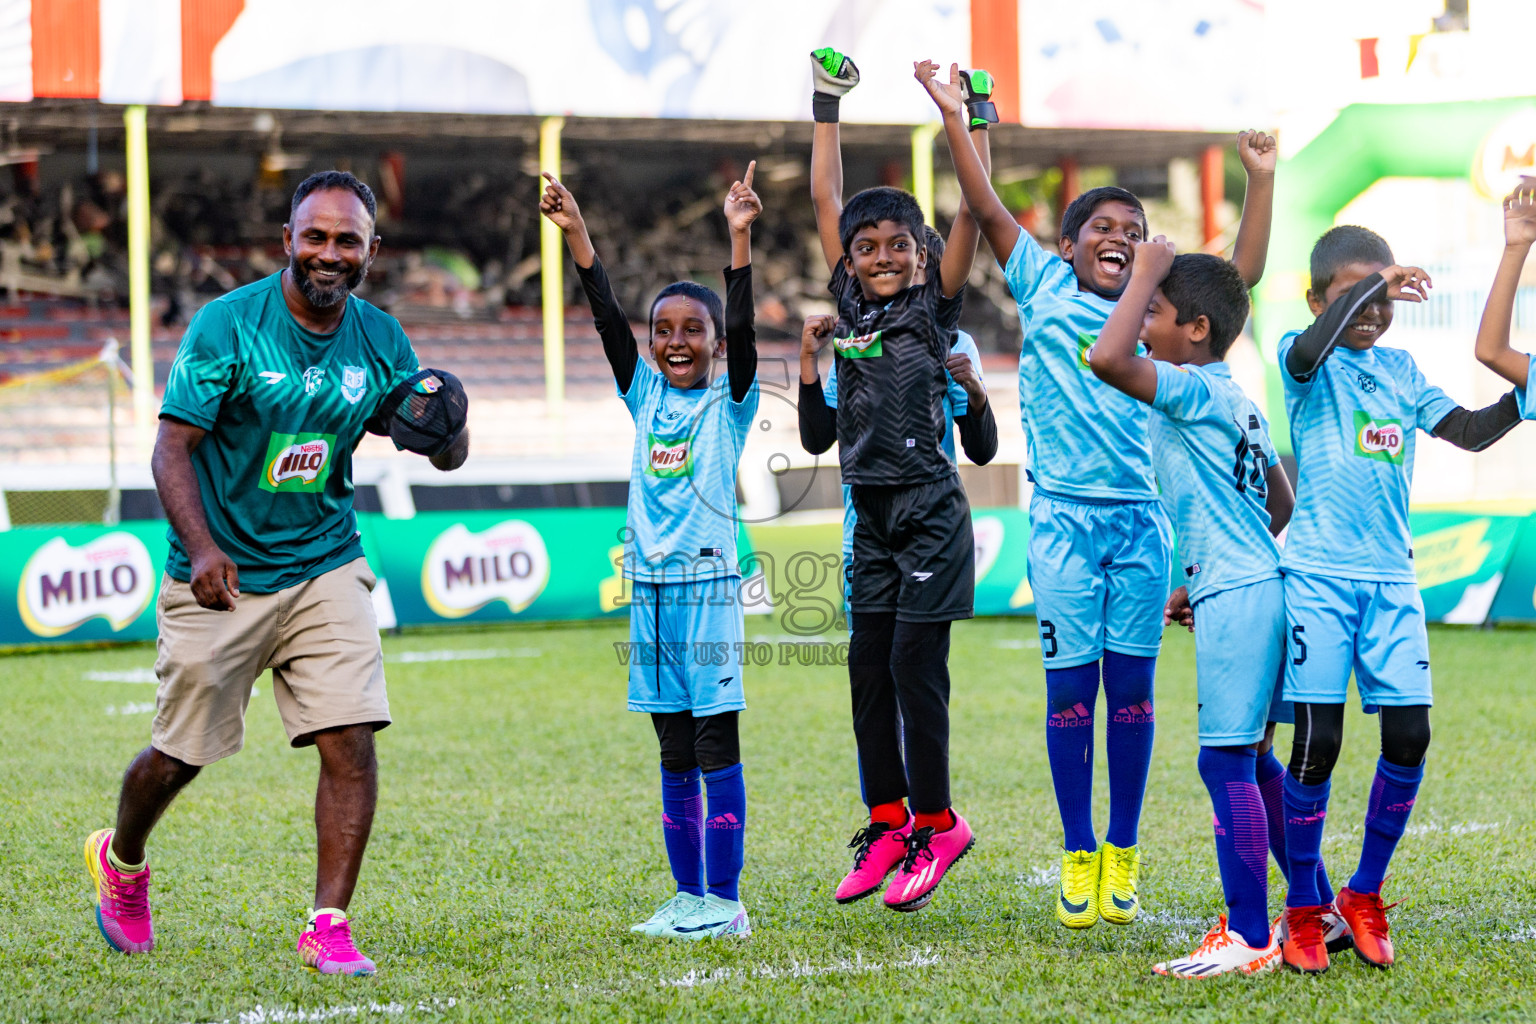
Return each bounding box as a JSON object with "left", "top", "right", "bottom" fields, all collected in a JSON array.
[{"left": 291, "top": 252, "right": 369, "bottom": 308}]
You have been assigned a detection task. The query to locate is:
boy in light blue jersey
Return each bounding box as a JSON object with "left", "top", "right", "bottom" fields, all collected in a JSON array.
[
  {"left": 541, "top": 165, "right": 763, "bottom": 941},
  {"left": 1276, "top": 224, "right": 1531, "bottom": 973},
  {"left": 1091, "top": 242, "right": 1300, "bottom": 976},
  {"left": 1475, "top": 180, "right": 1536, "bottom": 413},
  {"left": 939, "top": 92, "right": 1283, "bottom": 926}
]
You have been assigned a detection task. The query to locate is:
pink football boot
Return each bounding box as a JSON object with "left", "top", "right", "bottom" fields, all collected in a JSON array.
[
  {"left": 883, "top": 812, "right": 976, "bottom": 911},
  {"left": 84, "top": 828, "right": 153, "bottom": 953},
  {"left": 835, "top": 818, "right": 915, "bottom": 904}
]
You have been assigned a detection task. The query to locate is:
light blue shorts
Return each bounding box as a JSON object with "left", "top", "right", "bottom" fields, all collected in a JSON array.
[
  {"left": 1194, "top": 577, "right": 1292, "bottom": 746},
  {"left": 1282, "top": 570, "right": 1433, "bottom": 711},
  {"left": 1027, "top": 491, "right": 1173, "bottom": 668},
  {"left": 626, "top": 577, "right": 746, "bottom": 716}
]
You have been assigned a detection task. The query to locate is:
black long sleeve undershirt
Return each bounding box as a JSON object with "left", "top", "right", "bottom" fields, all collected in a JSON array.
[
  {"left": 1284, "top": 271, "right": 1387, "bottom": 382},
  {"left": 575, "top": 256, "right": 639, "bottom": 394},
  {"left": 955, "top": 399, "right": 998, "bottom": 465},
  {"left": 722, "top": 263, "right": 757, "bottom": 405},
  {"left": 798, "top": 378, "right": 838, "bottom": 454},
  {"left": 1430, "top": 390, "right": 1524, "bottom": 452}
]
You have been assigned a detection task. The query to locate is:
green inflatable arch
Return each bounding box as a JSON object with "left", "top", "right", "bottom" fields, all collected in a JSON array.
[{"left": 1253, "top": 96, "right": 1536, "bottom": 447}]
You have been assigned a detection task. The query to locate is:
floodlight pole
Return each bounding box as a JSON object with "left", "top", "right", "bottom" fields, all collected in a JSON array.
[
  {"left": 911, "top": 122, "right": 942, "bottom": 227},
  {"left": 540, "top": 116, "right": 566, "bottom": 414},
  {"left": 124, "top": 105, "right": 153, "bottom": 459}
]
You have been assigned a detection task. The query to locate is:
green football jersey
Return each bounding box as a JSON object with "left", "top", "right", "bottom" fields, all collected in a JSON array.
[{"left": 159, "top": 272, "right": 420, "bottom": 592}]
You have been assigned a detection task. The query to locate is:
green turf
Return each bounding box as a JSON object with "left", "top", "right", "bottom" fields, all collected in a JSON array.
[{"left": 3, "top": 620, "right": 1534, "bottom": 1023}]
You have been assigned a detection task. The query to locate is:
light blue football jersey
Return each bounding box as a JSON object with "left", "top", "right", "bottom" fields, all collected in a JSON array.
[
  {"left": 1150, "top": 361, "right": 1281, "bottom": 604},
  {"left": 1278, "top": 332, "right": 1458, "bottom": 584},
  {"left": 1523, "top": 354, "right": 1536, "bottom": 418},
  {"left": 1003, "top": 231, "right": 1157, "bottom": 501},
  {"left": 828, "top": 332, "right": 979, "bottom": 562},
  {"left": 621, "top": 362, "right": 759, "bottom": 583}
]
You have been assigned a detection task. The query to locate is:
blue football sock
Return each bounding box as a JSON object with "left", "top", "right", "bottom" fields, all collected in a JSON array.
[
  {"left": 1282, "top": 775, "right": 1331, "bottom": 907},
  {"left": 1255, "top": 747, "right": 1290, "bottom": 882},
  {"left": 1101, "top": 651, "right": 1156, "bottom": 848},
  {"left": 1199, "top": 747, "right": 1270, "bottom": 949},
  {"left": 660, "top": 765, "right": 704, "bottom": 897},
  {"left": 703, "top": 763, "right": 746, "bottom": 902},
  {"left": 1045, "top": 662, "right": 1100, "bottom": 852},
  {"left": 1316, "top": 863, "right": 1335, "bottom": 906},
  {"left": 1349, "top": 757, "right": 1424, "bottom": 895}
]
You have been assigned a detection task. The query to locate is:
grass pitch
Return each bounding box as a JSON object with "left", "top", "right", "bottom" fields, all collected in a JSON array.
[{"left": 2, "top": 616, "right": 1534, "bottom": 1023}]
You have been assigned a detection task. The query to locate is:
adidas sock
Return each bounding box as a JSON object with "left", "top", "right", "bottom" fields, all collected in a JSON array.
[
  {"left": 1045, "top": 662, "right": 1100, "bottom": 852},
  {"left": 1316, "top": 863, "right": 1336, "bottom": 906},
  {"left": 660, "top": 765, "right": 705, "bottom": 898},
  {"left": 870, "top": 800, "right": 908, "bottom": 828},
  {"left": 703, "top": 763, "right": 746, "bottom": 902},
  {"left": 1198, "top": 746, "right": 1269, "bottom": 949},
  {"left": 1349, "top": 757, "right": 1424, "bottom": 895},
  {"left": 106, "top": 846, "right": 146, "bottom": 875},
  {"left": 913, "top": 808, "right": 954, "bottom": 833},
  {"left": 1255, "top": 746, "right": 1290, "bottom": 882},
  {"left": 1282, "top": 775, "right": 1331, "bottom": 907},
  {"left": 1101, "top": 652, "right": 1156, "bottom": 848}
]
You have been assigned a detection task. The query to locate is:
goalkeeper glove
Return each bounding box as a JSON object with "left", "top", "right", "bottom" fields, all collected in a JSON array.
[
  {"left": 810, "top": 47, "right": 860, "bottom": 123},
  {"left": 960, "top": 69, "right": 998, "bottom": 130}
]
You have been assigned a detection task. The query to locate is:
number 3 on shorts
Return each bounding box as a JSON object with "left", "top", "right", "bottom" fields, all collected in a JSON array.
[
  {"left": 1290, "top": 624, "right": 1307, "bottom": 665},
  {"left": 1040, "top": 620, "right": 1058, "bottom": 659}
]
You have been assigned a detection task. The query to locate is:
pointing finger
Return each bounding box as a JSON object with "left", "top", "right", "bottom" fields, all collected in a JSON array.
[{"left": 742, "top": 160, "right": 756, "bottom": 190}]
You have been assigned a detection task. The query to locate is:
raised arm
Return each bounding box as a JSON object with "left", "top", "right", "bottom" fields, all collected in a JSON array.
[
  {"left": 723, "top": 162, "right": 761, "bottom": 404},
  {"left": 923, "top": 62, "right": 1021, "bottom": 268},
  {"left": 945, "top": 348, "right": 996, "bottom": 464},
  {"left": 540, "top": 173, "right": 639, "bottom": 393},
  {"left": 912, "top": 62, "right": 994, "bottom": 298},
  {"left": 810, "top": 49, "right": 859, "bottom": 275},
  {"left": 797, "top": 314, "right": 838, "bottom": 453},
  {"left": 1230, "top": 130, "right": 1277, "bottom": 288},
  {"left": 1087, "top": 237, "right": 1175, "bottom": 404},
  {"left": 1475, "top": 180, "right": 1535, "bottom": 388},
  {"left": 1286, "top": 265, "right": 1429, "bottom": 382}
]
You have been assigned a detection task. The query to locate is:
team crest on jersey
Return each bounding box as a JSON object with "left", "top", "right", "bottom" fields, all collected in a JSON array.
[
  {"left": 1357, "top": 372, "right": 1378, "bottom": 393},
  {"left": 1354, "top": 412, "right": 1405, "bottom": 464},
  {"left": 261, "top": 432, "right": 337, "bottom": 492},
  {"left": 302, "top": 366, "right": 326, "bottom": 397},
  {"left": 647, "top": 433, "right": 694, "bottom": 477},
  {"left": 340, "top": 366, "right": 367, "bottom": 405},
  {"left": 833, "top": 330, "right": 883, "bottom": 359}
]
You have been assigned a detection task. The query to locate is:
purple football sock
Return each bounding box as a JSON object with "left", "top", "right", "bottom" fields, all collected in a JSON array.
[
  {"left": 1283, "top": 775, "right": 1331, "bottom": 908},
  {"left": 1045, "top": 661, "right": 1099, "bottom": 852},
  {"left": 1199, "top": 746, "right": 1270, "bottom": 948},
  {"left": 1102, "top": 651, "right": 1156, "bottom": 848},
  {"left": 1348, "top": 757, "right": 1423, "bottom": 895},
  {"left": 660, "top": 765, "right": 704, "bottom": 897}
]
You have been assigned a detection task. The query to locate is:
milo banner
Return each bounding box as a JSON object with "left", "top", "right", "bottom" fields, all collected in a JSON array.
[
  {"left": 0, "top": 523, "right": 169, "bottom": 645},
  {"left": 1410, "top": 511, "right": 1528, "bottom": 623},
  {"left": 1490, "top": 515, "right": 1536, "bottom": 623},
  {"left": 971, "top": 507, "right": 1035, "bottom": 617}
]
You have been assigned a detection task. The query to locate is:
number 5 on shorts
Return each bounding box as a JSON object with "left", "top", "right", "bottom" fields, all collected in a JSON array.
[{"left": 1290, "top": 624, "right": 1307, "bottom": 665}]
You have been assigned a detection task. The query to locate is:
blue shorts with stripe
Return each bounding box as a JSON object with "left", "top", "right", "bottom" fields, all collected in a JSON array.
[
  {"left": 626, "top": 578, "right": 746, "bottom": 716},
  {"left": 1193, "top": 577, "right": 1292, "bottom": 746},
  {"left": 1027, "top": 490, "right": 1173, "bottom": 668},
  {"left": 1282, "top": 570, "right": 1432, "bottom": 711}
]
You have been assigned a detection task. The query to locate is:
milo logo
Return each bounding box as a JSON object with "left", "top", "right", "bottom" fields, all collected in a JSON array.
[
  {"left": 1353, "top": 412, "right": 1405, "bottom": 464},
  {"left": 833, "top": 330, "right": 883, "bottom": 359},
  {"left": 261, "top": 433, "right": 336, "bottom": 492},
  {"left": 422, "top": 520, "right": 551, "bottom": 618},
  {"left": 1076, "top": 332, "right": 1096, "bottom": 368},
  {"left": 647, "top": 434, "right": 694, "bottom": 478},
  {"left": 18, "top": 533, "right": 155, "bottom": 637}
]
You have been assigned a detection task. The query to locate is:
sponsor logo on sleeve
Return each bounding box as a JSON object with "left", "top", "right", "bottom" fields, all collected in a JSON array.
[
  {"left": 340, "top": 365, "right": 367, "bottom": 405},
  {"left": 422, "top": 520, "right": 551, "bottom": 617},
  {"left": 646, "top": 433, "right": 694, "bottom": 478},
  {"left": 261, "top": 432, "right": 337, "bottom": 492},
  {"left": 1353, "top": 412, "right": 1405, "bottom": 464},
  {"left": 18, "top": 533, "right": 155, "bottom": 637},
  {"left": 1076, "top": 332, "right": 1097, "bottom": 368},
  {"left": 832, "top": 330, "right": 883, "bottom": 359}
]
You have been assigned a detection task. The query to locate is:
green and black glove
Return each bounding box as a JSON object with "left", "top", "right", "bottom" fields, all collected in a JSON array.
[
  {"left": 960, "top": 69, "right": 998, "bottom": 130},
  {"left": 810, "top": 47, "right": 860, "bottom": 124}
]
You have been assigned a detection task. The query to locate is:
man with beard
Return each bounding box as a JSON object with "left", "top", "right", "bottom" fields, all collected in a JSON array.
[{"left": 83, "top": 171, "right": 468, "bottom": 976}]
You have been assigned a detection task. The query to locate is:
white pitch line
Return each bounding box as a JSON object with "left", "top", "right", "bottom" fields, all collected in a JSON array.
[
  {"left": 386, "top": 649, "right": 539, "bottom": 663},
  {"left": 1017, "top": 865, "right": 1057, "bottom": 888},
  {"left": 991, "top": 639, "right": 1040, "bottom": 650},
  {"left": 84, "top": 669, "right": 158, "bottom": 683},
  {"left": 105, "top": 701, "right": 155, "bottom": 716},
  {"left": 182, "top": 997, "right": 457, "bottom": 1024},
  {"left": 659, "top": 949, "right": 942, "bottom": 989}
]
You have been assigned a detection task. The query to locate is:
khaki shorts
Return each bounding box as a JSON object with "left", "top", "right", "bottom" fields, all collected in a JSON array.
[{"left": 151, "top": 557, "right": 390, "bottom": 766}]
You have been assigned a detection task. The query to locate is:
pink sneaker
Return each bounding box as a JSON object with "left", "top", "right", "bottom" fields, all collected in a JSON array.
[
  {"left": 297, "top": 911, "right": 377, "bottom": 976},
  {"left": 84, "top": 828, "right": 153, "bottom": 953},
  {"left": 882, "top": 812, "right": 976, "bottom": 912},
  {"left": 835, "top": 819, "right": 914, "bottom": 904}
]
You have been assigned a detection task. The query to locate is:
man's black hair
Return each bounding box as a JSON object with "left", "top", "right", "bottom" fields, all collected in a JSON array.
[
  {"left": 1059, "top": 185, "right": 1146, "bottom": 245},
  {"left": 838, "top": 186, "right": 926, "bottom": 256},
  {"left": 650, "top": 281, "right": 724, "bottom": 339},
  {"left": 290, "top": 170, "right": 378, "bottom": 231},
  {"left": 1160, "top": 253, "right": 1250, "bottom": 359},
  {"left": 1310, "top": 225, "right": 1393, "bottom": 295}
]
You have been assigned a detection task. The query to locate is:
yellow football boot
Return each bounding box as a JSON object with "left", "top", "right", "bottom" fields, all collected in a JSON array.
[
  {"left": 1098, "top": 842, "right": 1141, "bottom": 924},
  {"left": 1056, "top": 848, "right": 1100, "bottom": 928}
]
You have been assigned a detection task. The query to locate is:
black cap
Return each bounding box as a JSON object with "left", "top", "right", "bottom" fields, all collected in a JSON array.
[{"left": 365, "top": 368, "right": 468, "bottom": 457}]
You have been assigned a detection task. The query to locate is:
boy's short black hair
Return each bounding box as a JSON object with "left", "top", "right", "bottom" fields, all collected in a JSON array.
[
  {"left": 1059, "top": 186, "right": 1147, "bottom": 244},
  {"left": 838, "top": 186, "right": 926, "bottom": 256},
  {"left": 1309, "top": 225, "right": 1394, "bottom": 295},
  {"left": 650, "top": 281, "right": 725, "bottom": 339},
  {"left": 1160, "top": 253, "right": 1250, "bottom": 359},
  {"left": 923, "top": 225, "right": 946, "bottom": 262},
  {"left": 291, "top": 170, "right": 377, "bottom": 231}
]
